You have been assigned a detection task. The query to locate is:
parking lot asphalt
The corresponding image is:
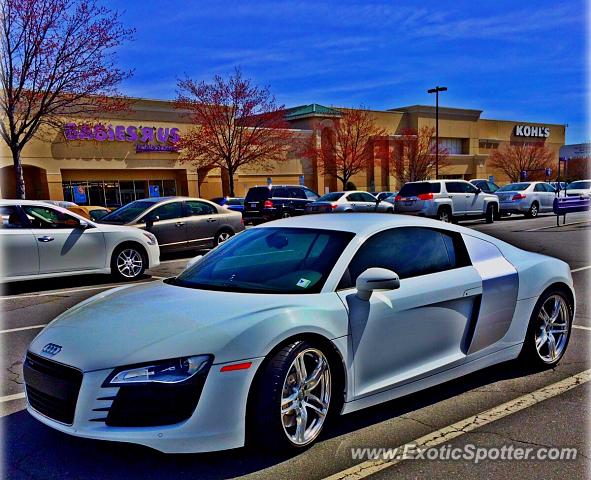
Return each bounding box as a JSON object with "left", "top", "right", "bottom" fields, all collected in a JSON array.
[{"left": 1, "top": 211, "right": 590, "bottom": 479}]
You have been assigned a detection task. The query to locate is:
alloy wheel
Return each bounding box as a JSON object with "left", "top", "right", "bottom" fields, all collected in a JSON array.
[
  {"left": 217, "top": 231, "right": 232, "bottom": 245},
  {"left": 535, "top": 295, "right": 570, "bottom": 363},
  {"left": 530, "top": 204, "right": 539, "bottom": 217},
  {"left": 438, "top": 209, "right": 451, "bottom": 222},
  {"left": 116, "top": 249, "right": 143, "bottom": 278},
  {"left": 281, "top": 348, "right": 331, "bottom": 446}
]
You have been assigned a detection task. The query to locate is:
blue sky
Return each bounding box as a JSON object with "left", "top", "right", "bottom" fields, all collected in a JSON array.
[{"left": 113, "top": 0, "right": 588, "bottom": 143}]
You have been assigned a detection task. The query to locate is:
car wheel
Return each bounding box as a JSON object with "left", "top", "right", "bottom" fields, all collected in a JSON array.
[
  {"left": 386, "top": 207, "right": 394, "bottom": 214},
  {"left": 281, "top": 211, "right": 292, "bottom": 218},
  {"left": 250, "top": 341, "right": 332, "bottom": 451},
  {"left": 214, "top": 229, "right": 234, "bottom": 246},
  {"left": 437, "top": 206, "right": 452, "bottom": 223},
  {"left": 519, "top": 288, "right": 573, "bottom": 368},
  {"left": 111, "top": 244, "right": 146, "bottom": 281},
  {"left": 526, "top": 202, "right": 539, "bottom": 218},
  {"left": 485, "top": 204, "right": 496, "bottom": 224}
]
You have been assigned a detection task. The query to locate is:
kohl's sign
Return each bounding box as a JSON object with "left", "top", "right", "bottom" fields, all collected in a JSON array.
[
  {"left": 514, "top": 125, "right": 550, "bottom": 138},
  {"left": 63, "top": 123, "right": 180, "bottom": 152}
]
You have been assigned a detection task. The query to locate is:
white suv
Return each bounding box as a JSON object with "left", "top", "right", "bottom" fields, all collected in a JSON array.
[{"left": 394, "top": 180, "right": 500, "bottom": 223}]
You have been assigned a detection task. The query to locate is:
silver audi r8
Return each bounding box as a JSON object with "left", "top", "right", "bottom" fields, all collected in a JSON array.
[{"left": 24, "top": 214, "right": 575, "bottom": 453}]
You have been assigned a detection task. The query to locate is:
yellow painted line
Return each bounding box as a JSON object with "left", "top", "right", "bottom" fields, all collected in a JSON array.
[
  {"left": 324, "top": 369, "right": 591, "bottom": 480},
  {"left": 0, "top": 324, "right": 47, "bottom": 334},
  {"left": 0, "top": 392, "right": 25, "bottom": 403}
]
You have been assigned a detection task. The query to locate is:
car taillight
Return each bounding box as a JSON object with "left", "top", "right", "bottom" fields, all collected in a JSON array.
[
  {"left": 395, "top": 195, "right": 402, "bottom": 201},
  {"left": 331, "top": 204, "right": 338, "bottom": 209},
  {"left": 512, "top": 193, "right": 526, "bottom": 200},
  {"left": 264, "top": 200, "right": 273, "bottom": 208},
  {"left": 418, "top": 193, "right": 433, "bottom": 200}
]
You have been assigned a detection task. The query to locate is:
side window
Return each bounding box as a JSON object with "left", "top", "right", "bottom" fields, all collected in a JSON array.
[
  {"left": 463, "top": 183, "right": 479, "bottom": 194},
  {"left": 544, "top": 184, "right": 556, "bottom": 193},
  {"left": 303, "top": 188, "right": 319, "bottom": 200},
  {"left": 445, "top": 182, "right": 462, "bottom": 193},
  {"left": 273, "top": 187, "right": 290, "bottom": 198},
  {"left": 347, "top": 193, "right": 361, "bottom": 202},
  {"left": 185, "top": 201, "right": 217, "bottom": 216},
  {"left": 147, "top": 202, "right": 182, "bottom": 221},
  {"left": 338, "top": 227, "right": 471, "bottom": 289},
  {"left": 360, "top": 192, "right": 377, "bottom": 202},
  {"left": 534, "top": 184, "right": 545, "bottom": 192},
  {"left": 22, "top": 206, "right": 80, "bottom": 229},
  {"left": 289, "top": 187, "right": 307, "bottom": 199},
  {"left": 487, "top": 182, "right": 499, "bottom": 193},
  {"left": 0, "top": 206, "right": 25, "bottom": 229}
]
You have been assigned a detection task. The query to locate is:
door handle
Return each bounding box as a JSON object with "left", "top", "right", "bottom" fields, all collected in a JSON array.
[
  {"left": 37, "top": 236, "right": 54, "bottom": 242},
  {"left": 175, "top": 222, "right": 185, "bottom": 227},
  {"left": 206, "top": 218, "right": 216, "bottom": 223}
]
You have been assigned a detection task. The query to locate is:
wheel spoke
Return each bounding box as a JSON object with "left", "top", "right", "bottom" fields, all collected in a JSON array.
[
  {"left": 549, "top": 298, "right": 561, "bottom": 323},
  {"left": 305, "top": 358, "right": 325, "bottom": 392},
  {"left": 294, "top": 355, "right": 307, "bottom": 383},
  {"left": 295, "top": 406, "right": 308, "bottom": 442},
  {"left": 547, "top": 333, "right": 558, "bottom": 360},
  {"left": 536, "top": 331, "right": 547, "bottom": 351},
  {"left": 538, "top": 308, "right": 551, "bottom": 327},
  {"left": 304, "top": 400, "right": 326, "bottom": 418}
]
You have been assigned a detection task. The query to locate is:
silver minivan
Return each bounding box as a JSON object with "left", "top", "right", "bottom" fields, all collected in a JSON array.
[
  {"left": 100, "top": 197, "right": 244, "bottom": 252},
  {"left": 394, "top": 180, "right": 499, "bottom": 223}
]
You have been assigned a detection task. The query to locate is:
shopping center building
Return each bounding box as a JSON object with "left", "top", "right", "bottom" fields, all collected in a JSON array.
[{"left": 0, "top": 98, "right": 566, "bottom": 206}]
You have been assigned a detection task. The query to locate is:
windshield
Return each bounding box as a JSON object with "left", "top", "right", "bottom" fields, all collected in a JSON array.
[
  {"left": 245, "top": 187, "right": 271, "bottom": 202},
  {"left": 567, "top": 181, "right": 591, "bottom": 189},
  {"left": 497, "top": 183, "right": 530, "bottom": 192},
  {"left": 99, "top": 200, "right": 154, "bottom": 224},
  {"left": 317, "top": 192, "right": 344, "bottom": 202},
  {"left": 170, "top": 227, "right": 354, "bottom": 294}
]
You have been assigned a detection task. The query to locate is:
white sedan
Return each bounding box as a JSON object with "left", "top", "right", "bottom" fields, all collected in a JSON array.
[
  {"left": 24, "top": 214, "right": 574, "bottom": 453},
  {"left": 0, "top": 200, "right": 160, "bottom": 282}
]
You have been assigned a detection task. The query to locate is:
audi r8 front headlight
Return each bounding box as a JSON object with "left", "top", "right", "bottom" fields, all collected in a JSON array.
[{"left": 106, "top": 355, "right": 213, "bottom": 385}]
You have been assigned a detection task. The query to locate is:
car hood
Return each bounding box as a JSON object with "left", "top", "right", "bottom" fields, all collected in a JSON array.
[{"left": 29, "top": 281, "right": 345, "bottom": 371}]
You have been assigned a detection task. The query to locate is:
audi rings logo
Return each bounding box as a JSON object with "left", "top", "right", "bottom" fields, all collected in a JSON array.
[{"left": 41, "top": 343, "right": 62, "bottom": 356}]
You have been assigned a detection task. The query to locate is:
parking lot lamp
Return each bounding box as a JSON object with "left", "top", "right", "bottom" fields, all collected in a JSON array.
[{"left": 427, "top": 86, "right": 448, "bottom": 179}]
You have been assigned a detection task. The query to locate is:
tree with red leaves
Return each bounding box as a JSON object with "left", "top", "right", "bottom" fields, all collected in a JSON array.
[
  {"left": 0, "top": 0, "right": 133, "bottom": 198},
  {"left": 391, "top": 126, "right": 448, "bottom": 184},
  {"left": 489, "top": 143, "right": 554, "bottom": 182},
  {"left": 304, "top": 108, "right": 386, "bottom": 190},
  {"left": 174, "top": 69, "right": 294, "bottom": 197}
]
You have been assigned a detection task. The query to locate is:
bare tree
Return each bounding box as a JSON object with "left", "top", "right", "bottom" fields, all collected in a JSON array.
[
  {"left": 0, "top": 0, "right": 133, "bottom": 198},
  {"left": 303, "top": 108, "right": 386, "bottom": 190},
  {"left": 391, "top": 126, "right": 448, "bottom": 184},
  {"left": 174, "top": 69, "right": 294, "bottom": 197},
  {"left": 489, "top": 143, "right": 554, "bottom": 182}
]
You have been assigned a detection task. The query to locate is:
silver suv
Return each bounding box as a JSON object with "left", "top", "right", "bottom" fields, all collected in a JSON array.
[{"left": 394, "top": 180, "right": 500, "bottom": 223}]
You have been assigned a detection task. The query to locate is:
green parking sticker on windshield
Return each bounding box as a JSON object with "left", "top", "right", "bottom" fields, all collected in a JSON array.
[{"left": 296, "top": 278, "right": 312, "bottom": 288}]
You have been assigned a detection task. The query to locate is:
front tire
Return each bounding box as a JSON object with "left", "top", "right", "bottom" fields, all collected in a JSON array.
[
  {"left": 518, "top": 288, "right": 573, "bottom": 368},
  {"left": 485, "top": 203, "right": 496, "bottom": 224},
  {"left": 111, "top": 244, "right": 146, "bottom": 281},
  {"left": 250, "top": 341, "right": 332, "bottom": 451}
]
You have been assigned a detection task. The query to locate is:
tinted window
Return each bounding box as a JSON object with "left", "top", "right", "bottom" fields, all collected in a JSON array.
[
  {"left": 497, "top": 183, "right": 530, "bottom": 192},
  {"left": 0, "top": 206, "right": 24, "bottom": 229},
  {"left": 487, "top": 182, "right": 499, "bottom": 192},
  {"left": 303, "top": 188, "right": 319, "bottom": 200},
  {"left": 544, "top": 184, "right": 556, "bottom": 193},
  {"left": 23, "top": 206, "right": 80, "bottom": 229},
  {"left": 100, "top": 200, "right": 154, "bottom": 224},
  {"left": 567, "top": 181, "right": 591, "bottom": 189},
  {"left": 463, "top": 183, "right": 479, "bottom": 194},
  {"left": 147, "top": 202, "right": 183, "bottom": 221},
  {"left": 359, "top": 192, "right": 378, "bottom": 202},
  {"left": 534, "top": 183, "right": 546, "bottom": 192},
  {"left": 346, "top": 193, "right": 362, "bottom": 201},
  {"left": 245, "top": 187, "right": 271, "bottom": 202},
  {"left": 171, "top": 227, "right": 354, "bottom": 294},
  {"left": 318, "top": 192, "right": 344, "bottom": 202},
  {"left": 338, "top": 227, "right": 470, "bottom": 289},
  {"left": 289, "top": 187, "right": 307, "bottom": 199},
  {"left": 227, "top": 198, "right": 244, "bottom": 206},
  {"left": 273, "top": 187, "right": 290, "bottom": 198},
  {"left": 399, "top": 182, "right": 441, "bottom": 196},
  {"left": 89, "top": 209, "right": 109, "bottom": 221},
  {"left": 185, "top": 201, "right": 217, "bottom": 216},
  {"left": 445, "top": 182, "right": 465, "bottom": 193}
]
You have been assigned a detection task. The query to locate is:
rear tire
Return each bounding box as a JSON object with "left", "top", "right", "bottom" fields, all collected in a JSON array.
[
  {"left": 437, "top": 206, "right": 452, "bottom": 223},
  {"left": 214, "top": 229, "right": 234, "bottom": 246},
  {"left": 249, "top": 341, "right": 333, "bottom": 452},
  {"left": 111, "top": 244, "right": 146, "bottom": 281},
  {"left": 281, "top": 211, "right": 292, "bottom": 219},
  {"left": 526, "top": 202, "right": 539, "bottom": 218},
  {"left": 518, "top": 288, "right": 573, "bottom": 368},
  {"left": 485, "top": 203, "right": 496, "bottom": 224}
]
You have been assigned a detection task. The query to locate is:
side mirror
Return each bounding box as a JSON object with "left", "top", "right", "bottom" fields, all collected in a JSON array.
[
  {"left": 186, "top": 255, "right": 203, "bottom": 270},
  {"left": 145, "top": 215, "right": 159, "bottom": 229},
  {"left": 78, "top": 220, "right": 90, "bottom": 230},
  {"left": 475, "top": 187, "right": 482, "bottom": 194},
  {"left": 356, "top": 267, "right": 400, "bottom": 301}
]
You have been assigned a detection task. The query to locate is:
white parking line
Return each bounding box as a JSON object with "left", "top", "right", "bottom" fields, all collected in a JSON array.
[
  {"left": 324, "top": 369, "right": 591, "bottom": 480},
  {"left": 0, "top": 392, "right": 25, "bottom": 403},
  {"left": 573, "top": 325, "right": 591, "bottom": 331},
  {"left": 0, "top": 324, "right": 47, "bottom": 334},
  {"left": 524, "top": 219, "right": 591, "bottom": 232}
]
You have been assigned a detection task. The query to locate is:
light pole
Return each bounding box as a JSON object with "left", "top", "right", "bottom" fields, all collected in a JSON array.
[{"left": 427, "top": 86, "right": 447, "bottom": 179}]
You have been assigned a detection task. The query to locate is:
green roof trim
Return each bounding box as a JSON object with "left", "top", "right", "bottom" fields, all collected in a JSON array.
[{"left": 284, "top": 104, "right": 342, "bottom": 120}]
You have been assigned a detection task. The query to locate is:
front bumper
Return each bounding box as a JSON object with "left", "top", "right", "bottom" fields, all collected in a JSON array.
[
  {"left": 25, "top": 356, "right": 264, "bottom": 453},
  {"left": 146, "top": 243, "right": 161, "bottom": 269}
]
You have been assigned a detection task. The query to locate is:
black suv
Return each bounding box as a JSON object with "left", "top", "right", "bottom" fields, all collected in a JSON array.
[{"left": 244, "top": 185, "right": 320, "bottom": 223}]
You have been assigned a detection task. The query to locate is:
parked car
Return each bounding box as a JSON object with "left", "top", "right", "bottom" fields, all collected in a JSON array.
[
  {"left": 304, "top": 191, "right": 393, "bottom": 214},
  {"left": 394, "top": 180, "right": 499, "bottom": 223},
  {"left": 371, "top": 191, "right": 396, "bottom": 201},
  {"left": 211, "top": 196, "right": 245, "bottom": 213},
  {"left": 564, "top": 180, "right": 591, "bottom": 197},
  {"left": 24, "top": 214, "right": 574, "bottom": 452},
  {"left": 99, "top": 197, "right": 244, "bottom": 252},
  {"left": 243, "top": 185, "right": 320, "bottom": 223},
  {"left": 381, "top": 192, "right": 399, "bottom": 207},
  {"left": 41, "top": 200, "right": 78, "bottom": 208},
  {"left": 495, "top": 182, "right": 556, "bottom": 218},
  {"left": 0, "top": 200, "right": 160, "bottom": 282},
  {"left": 549, "top": 181, "right": 567, "bottom": 192},
  {"left": 470, "top": 178, "right": 500, "bottom": 194},
  {"left": 67, "top": 205, "right": 111, "bottom": 221}
]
